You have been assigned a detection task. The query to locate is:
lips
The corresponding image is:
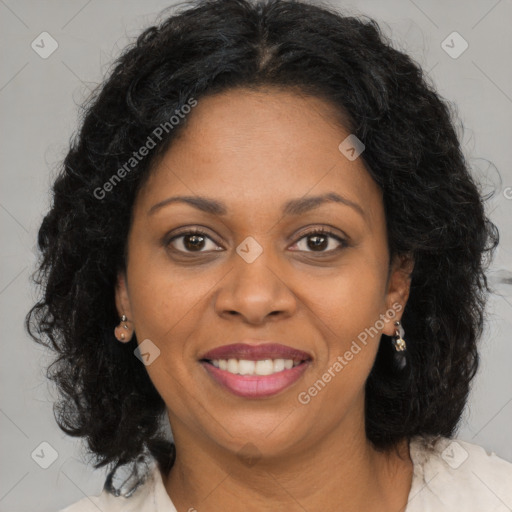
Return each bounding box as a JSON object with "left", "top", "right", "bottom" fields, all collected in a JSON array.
[
  {"left": 200, "top": 343, "right": 311, "bottom": 362},
  {"left": 199, "top": 342, "right": 312, "bottom": 398}
]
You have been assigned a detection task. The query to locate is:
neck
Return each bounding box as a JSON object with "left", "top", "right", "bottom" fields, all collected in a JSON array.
[{"left": 164, "top": 414, "right": 413, "bottom": 512}]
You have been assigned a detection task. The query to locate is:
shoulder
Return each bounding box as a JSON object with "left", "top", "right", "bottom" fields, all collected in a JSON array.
[
  {"left": 58, "top": 484, "right": 150, "bottom": 512},
  {"left": 58, "top": 462, "right": 175, "bottom": 512},
  {"left": 407, "top": 435, "right": 512, "bottom": 511}
]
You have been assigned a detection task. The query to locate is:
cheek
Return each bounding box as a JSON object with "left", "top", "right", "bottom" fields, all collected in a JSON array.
[
  {"left": 309, "top": 255, "right": 387, "bottom": 328},
  {"left": 126, "top": 247, "right": 211, "bottom": 340},
  {"left": 306, "top": 256, "right": 388, "bottom": 382},
  {"left": 125, "top": 263, "right": 203, "bottom": 408},
  {"left": 300, "top": 273, "right": 385, "bottom": 415}
]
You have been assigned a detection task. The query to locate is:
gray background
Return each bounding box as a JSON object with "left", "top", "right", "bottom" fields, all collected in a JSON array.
[{"left": 1, "top": 0, "right": 511, "bottom": 511}]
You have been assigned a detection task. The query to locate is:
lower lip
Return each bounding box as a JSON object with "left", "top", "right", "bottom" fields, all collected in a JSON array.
[{"left": 201, "top": 361, "right": 310, "bottom": 398}]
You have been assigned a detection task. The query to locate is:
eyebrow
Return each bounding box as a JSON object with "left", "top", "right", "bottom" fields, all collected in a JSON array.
[{"left": 148, "top": 192, "right": 366, "bottom": 219}]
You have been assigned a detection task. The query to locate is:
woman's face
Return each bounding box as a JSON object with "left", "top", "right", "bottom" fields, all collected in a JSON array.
[{"left": 116, "top": 87, "right": 413, "bottom": 460}]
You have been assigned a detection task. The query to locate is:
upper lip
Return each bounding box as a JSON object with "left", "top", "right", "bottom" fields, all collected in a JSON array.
[{"left": 200, "top": 342, "right": 312, "bottom": 362}]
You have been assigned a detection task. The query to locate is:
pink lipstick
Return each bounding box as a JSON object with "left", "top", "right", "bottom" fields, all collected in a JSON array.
[{"left": 200, "top": 342, "right": 312, "bottom": 398}]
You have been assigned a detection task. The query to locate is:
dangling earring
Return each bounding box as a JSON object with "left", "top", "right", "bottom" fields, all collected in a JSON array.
[
  {"left": 392, "top": 320, "right": 406, "bottom": 351},
  {"left": 115, "top": 314, "right": 133, "bottom": 342},
  {"left": 392, "top": 320, "right": 407, "bottom": 369}
]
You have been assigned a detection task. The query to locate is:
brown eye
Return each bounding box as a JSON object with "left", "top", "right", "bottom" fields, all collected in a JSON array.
[
  {"left": 291, "top": 229, "right": 347, "bottom": 253},
  {"left": 183, "top": 233, "right": 206, "bottom": 251},
  {"left": 306, "top": 233, "right": 329, "bottom": 251},
  {"left": 167, "top": 229, "right": 221, "bottom": 253}
]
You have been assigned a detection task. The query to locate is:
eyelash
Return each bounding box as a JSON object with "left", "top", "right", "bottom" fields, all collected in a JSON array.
[{"left": 165, "top": 227, "right": 348, "bottom": 255}]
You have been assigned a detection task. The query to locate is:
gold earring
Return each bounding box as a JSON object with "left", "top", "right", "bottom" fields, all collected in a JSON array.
[{"left": 392, "top": 320, "right": 406, "bottom": 351}]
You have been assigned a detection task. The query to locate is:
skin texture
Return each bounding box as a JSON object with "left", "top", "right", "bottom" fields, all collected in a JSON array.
[{"left": 115, "top": 87, "right": 415, "bottom": 511}]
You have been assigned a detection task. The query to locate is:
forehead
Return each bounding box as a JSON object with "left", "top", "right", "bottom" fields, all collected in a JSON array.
[{"left": 135, "top": 87, "right": 382, "bottom": 223}]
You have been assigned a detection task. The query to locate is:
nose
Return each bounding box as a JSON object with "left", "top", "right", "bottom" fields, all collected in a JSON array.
[{"left": 214, "top": 250, "right": 297, "bottom": 325}]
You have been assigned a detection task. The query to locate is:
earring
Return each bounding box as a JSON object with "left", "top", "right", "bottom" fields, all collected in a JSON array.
[
  {"left": 392, "top": 320, "right": 407, "bottom": 369},
  {"left": 392, "top": 321, "right": 406, "bottom": 351},
  {"left": 115, "top": 314, "right": 133, "bottom": 342}
]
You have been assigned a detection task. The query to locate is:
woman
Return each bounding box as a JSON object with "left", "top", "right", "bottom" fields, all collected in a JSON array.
[{"left": 26, "top": 0, "right": 512, "bottom": 510}]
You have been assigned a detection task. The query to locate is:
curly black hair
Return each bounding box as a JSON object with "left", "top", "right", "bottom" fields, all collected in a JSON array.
[{"left": 26, "top": 0, "right": 499, "bottom": 482}]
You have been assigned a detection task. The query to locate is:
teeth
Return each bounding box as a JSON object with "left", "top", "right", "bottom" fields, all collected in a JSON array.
[
  {"left": 273, "top": 358, "right": 285, "bottom": 372},
  {"left": 255, "top": 359, "right": 274, "bottom": 376},
  {"left": 239, "top": 360, "right": 255, "bottom": 375},
  {"left": 211, "top": 358, "right": 300, "bottom": 376}
]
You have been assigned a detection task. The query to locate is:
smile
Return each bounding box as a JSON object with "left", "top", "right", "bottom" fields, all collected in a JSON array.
[
  {"left": 210, "top": 358, "right": 300, "bottom": 375},
  {"left": 200, "top": 342, "right": 312, "bottom": 398}
]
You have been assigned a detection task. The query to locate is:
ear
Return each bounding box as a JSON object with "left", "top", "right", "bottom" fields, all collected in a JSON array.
[
  {"left": 115, "top": 270, "right": 134, "bottom": 320},
  {"left": 382, "top": 252, "right": 414, "bottom": 336}
]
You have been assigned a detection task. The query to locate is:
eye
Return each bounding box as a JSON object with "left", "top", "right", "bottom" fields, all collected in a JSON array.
[
  {"left": 290, "top": 228, "right": 347, "bottom": 253},
  {"left": 166, "top": 228, "right": 222, "bottom": 253},
  {"left": 165, "top": 227, "right": 348, "bottom": 255}
]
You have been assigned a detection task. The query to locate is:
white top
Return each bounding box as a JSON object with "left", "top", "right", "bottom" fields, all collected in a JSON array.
[{"left": 60, "top": 436, "right": 512, "bottom": 511}]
